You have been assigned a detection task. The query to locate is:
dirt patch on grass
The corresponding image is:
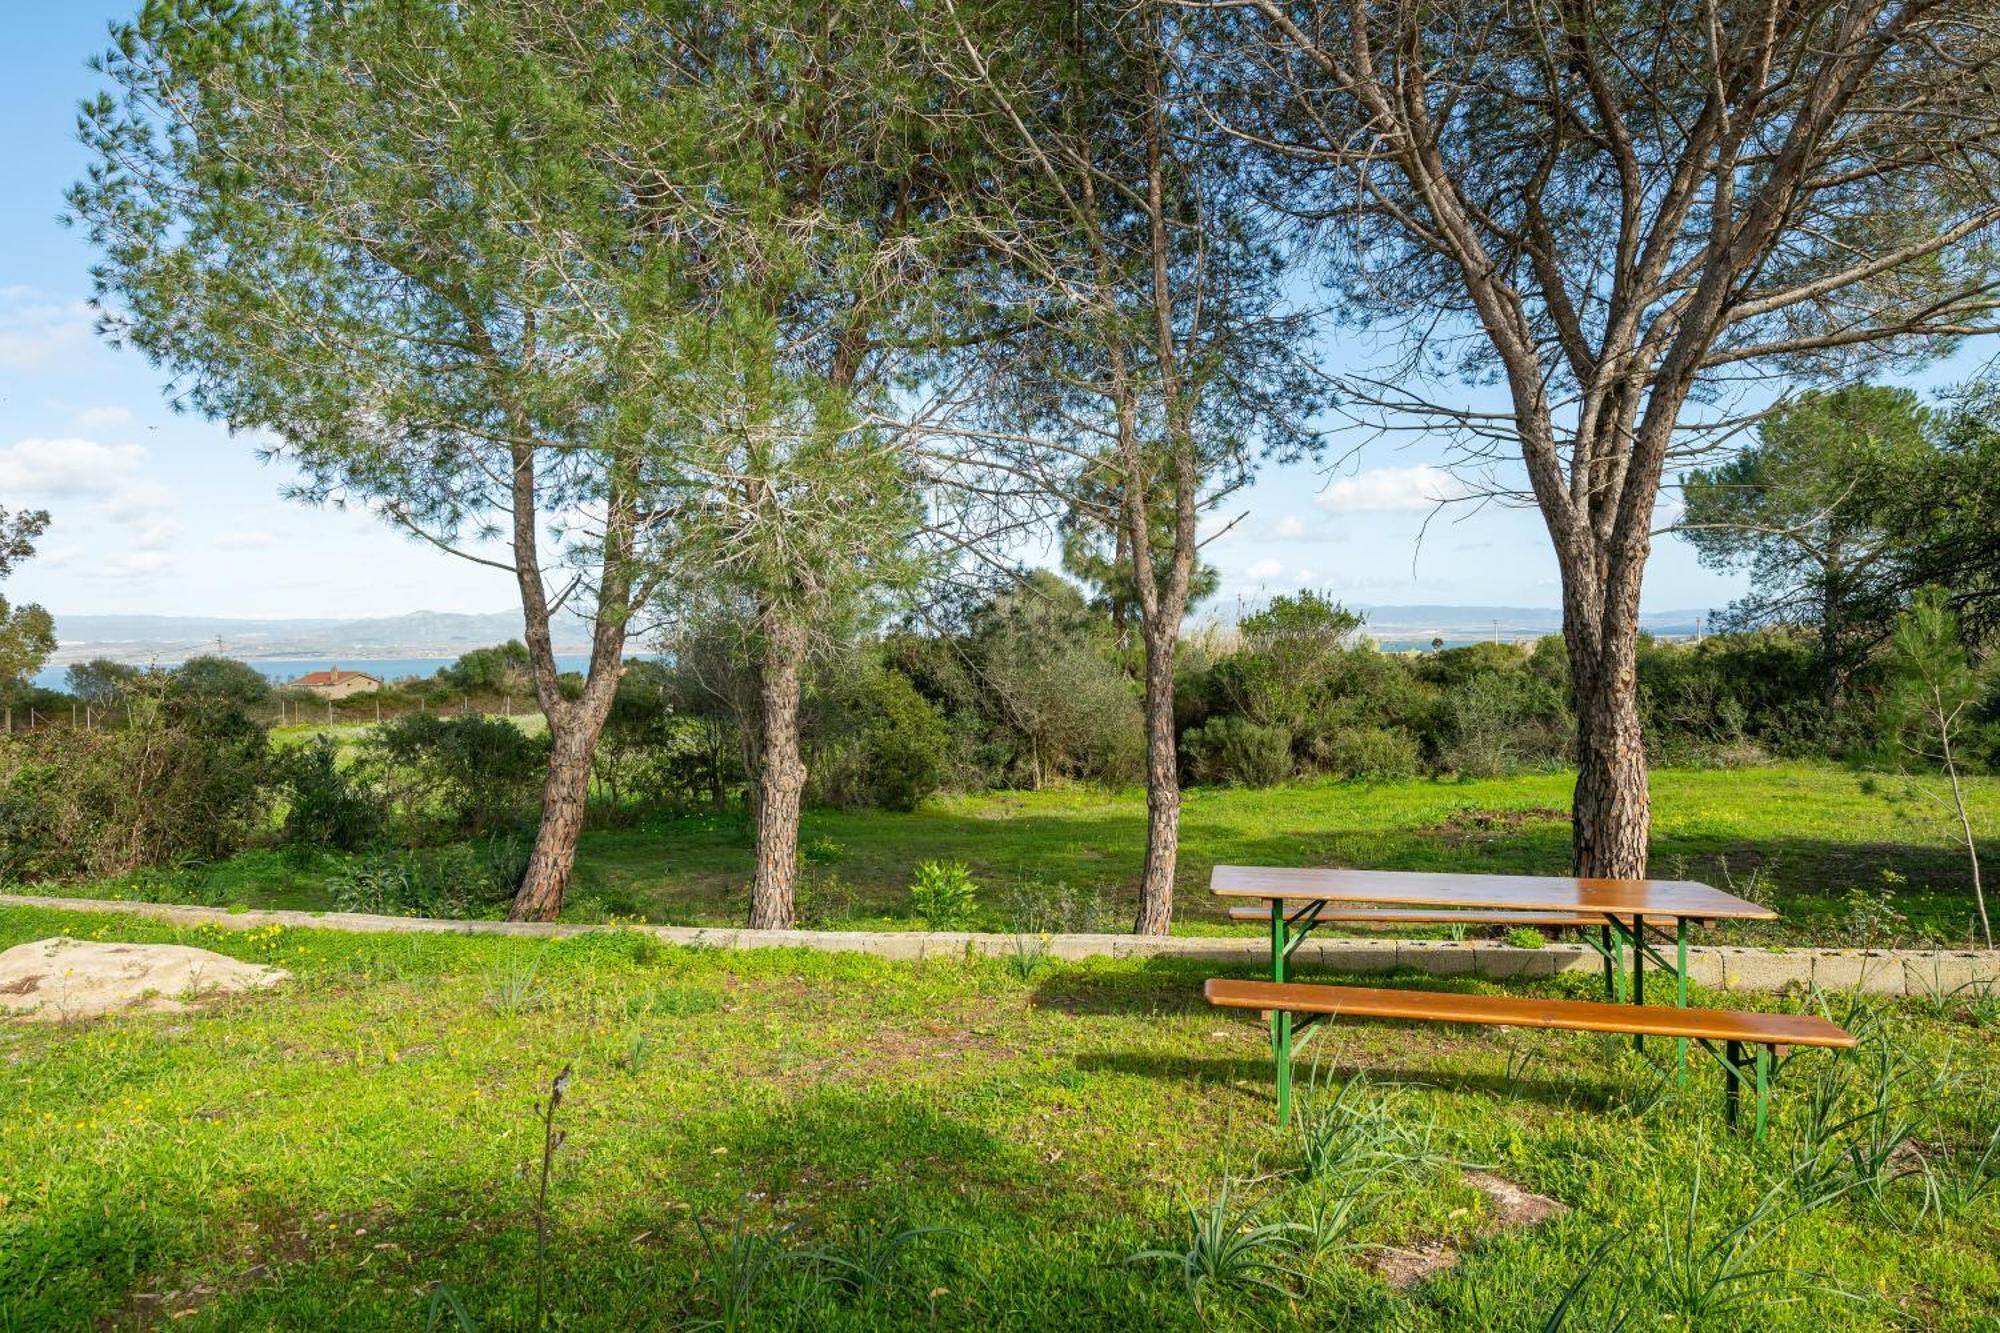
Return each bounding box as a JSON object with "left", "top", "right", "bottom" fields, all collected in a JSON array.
[
  {"left": 1368, "top": 1169, "right": 1569, "bottom": 1290},
  {"left": 1425, "top": 807, "right": 1568, "bottom": 841},
  {"left": 1461, "top": 1169, "right": 1569, "bottom": 1228}
]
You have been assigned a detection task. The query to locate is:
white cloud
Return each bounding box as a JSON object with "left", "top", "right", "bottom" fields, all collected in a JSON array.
[
  {"left": 73, "top": 406, "right": 135, "bottom": 433},
  {"left": 0, "top": 437, "right": 146, "bottom": 500},
  {"left": 0, "top": 288, "right": 94, "bottom": 373},
  {"left": 103, "top": 479, "right": 179, "bottom": 526},
  {"left": 1315, "top": 464, "right": 1470, "bottom": 513},
  {"left": 0, "top": 436, "right": 181, "bottom": 576},
  {"left": 1274, "top": 515, "right": 1305, "bottom": 539},
  {"left": 212, "top": 530, "right": 277, "bottom": 550},
  {"left": 85, "top": 551, "right": 172, "bottom": 579},
  {"left": 1245, "top": 557, "right": 1283, "bottom": 580},
  {"left": 1294, "top": 569, "right": 1314, "bottom": 584}
]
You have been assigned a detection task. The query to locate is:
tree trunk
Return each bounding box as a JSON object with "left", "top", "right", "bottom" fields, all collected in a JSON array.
[
  {"left": 1568, "top": 636, "right": 1651, "bottom": 879},
  {"left": 511, "top": 706, "right": 612, "bottom": 921},
  {"left": 1819, "top": 556, "right": 1844, "bottom": 711},
  {"left": 1133, "top": 622, "right": 1180, "bottom": 934},
  {"left": 749, "top": 607, "right": 809, "bottom": 930}
]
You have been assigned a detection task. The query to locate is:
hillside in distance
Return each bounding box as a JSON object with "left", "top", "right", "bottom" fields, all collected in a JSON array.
[
  {"left": 1353, "top": 604, "right": 1705, "bottom": 647},
  {"left": 48, "top": 609, "right": 596, "bottom": 664},
  {"left": 48, "top": 601, "right": 1707, "bottom": 665}
]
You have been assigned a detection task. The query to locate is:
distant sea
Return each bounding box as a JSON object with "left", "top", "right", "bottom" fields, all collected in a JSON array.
[{"left": 32, "top": 654, "right": 606, "bottom": 692}]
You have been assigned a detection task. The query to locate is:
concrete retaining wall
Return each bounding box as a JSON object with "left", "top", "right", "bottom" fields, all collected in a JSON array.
[{"left": 3, "top": 892, "right": 1994, "bottom": 996}]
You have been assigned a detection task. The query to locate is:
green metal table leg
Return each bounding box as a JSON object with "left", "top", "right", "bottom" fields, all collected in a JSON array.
[
  {"left": 1754, "top": 1046, "right": 1769, "bottom": 1141},
  {"left": 1270, "top": 898, "right": 1292, "bottom": 1127},
  {"left": 1676, "top": 917, "right": 1689, "bottom": 1081},
  {"left": 1723, "top": 1039, "right": 1743, "bottom": 1127},
  {"left": 1631, "top": 914, "right": 1646, "bottom": 1053},
  {"left": 1599, "top": 923, "right": 1616, "bottom": 1001}
]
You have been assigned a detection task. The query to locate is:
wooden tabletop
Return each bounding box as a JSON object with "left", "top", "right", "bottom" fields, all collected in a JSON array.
[{"left": 1210, "top": 866, "right": 1777, "bottom": 920}]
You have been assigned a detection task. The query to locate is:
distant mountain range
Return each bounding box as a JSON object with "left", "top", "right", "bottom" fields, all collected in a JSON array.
[
  {"left": 48, "top": 601, "right": 1707, "bottom": 664},
  {"left": 47, "top": 609, "right": 594, "bottom": 665},
  {"left": 1349, "top": 604, "right": 1705, "bottom": 647}
]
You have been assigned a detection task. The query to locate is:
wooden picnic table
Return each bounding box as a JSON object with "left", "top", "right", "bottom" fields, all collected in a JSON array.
[{"left": 1211, "top": 865, "right": 1777, "bottom": 1084}]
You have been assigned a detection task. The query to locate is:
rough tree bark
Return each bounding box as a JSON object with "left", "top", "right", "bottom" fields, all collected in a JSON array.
[
  {"left": 1133, "top": 612, "right": 1185, "bottom": 934},
  {"left": 748, "top": 604, "right": 809, "bottom": 930},
  {"left": 508, "top": 446, "right": 639, "bottom": 922},
  {"left": 1564, "top": 589, "right": 1651, "bottom": 878}
]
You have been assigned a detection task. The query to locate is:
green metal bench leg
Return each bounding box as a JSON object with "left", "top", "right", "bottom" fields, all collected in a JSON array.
[
  {"left": 1631, "top": 915, "right": 1645, "bottom": 1053},
  {"left": 1723, "top": 1039, "right": 1743, "bottom": 1127},
  {"left": 1271, "top": 899, "right": 1292, "bottom": 1126},
  {"left": 1676, "top": 917, "right": 1689, "bottom": 1081}
]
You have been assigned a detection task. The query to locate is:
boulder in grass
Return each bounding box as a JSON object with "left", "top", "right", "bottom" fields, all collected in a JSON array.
[{"left": 0, "top": 937, "right": 289, "bottom": 1023}]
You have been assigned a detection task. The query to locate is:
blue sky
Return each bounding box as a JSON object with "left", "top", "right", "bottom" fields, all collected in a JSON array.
[{"left": 0, "top": 6, "right": 1984, "bottom": 628}]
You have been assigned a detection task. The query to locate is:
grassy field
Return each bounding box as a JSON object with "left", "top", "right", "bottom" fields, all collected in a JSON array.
[
  {"left": 51, "top": 763, "right": 2000, "bottom": 948},
  {"left": 1, "top": 902, "right": 1996, "bottom": 1329}
]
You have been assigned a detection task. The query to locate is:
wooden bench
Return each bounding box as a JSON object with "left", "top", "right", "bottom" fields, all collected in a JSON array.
[{"left": 1206, "top": 978, "right": 1856, "bottom": 1138}]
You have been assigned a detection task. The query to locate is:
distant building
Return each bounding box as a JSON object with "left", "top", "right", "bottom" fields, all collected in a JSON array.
[{"left": 292, "top": 667, "right": 383, "bottom": 699}]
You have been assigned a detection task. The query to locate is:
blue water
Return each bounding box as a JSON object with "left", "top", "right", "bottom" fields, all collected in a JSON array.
[{"left": 33, "top": 654, "right": 605, "bottom": 691}]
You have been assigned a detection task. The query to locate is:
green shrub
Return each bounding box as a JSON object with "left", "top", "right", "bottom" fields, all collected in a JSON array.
[
  {"left": 1442, "top": 670, "right": 1570, "bottom": 777},
  {"left": 861, "top": 669, "right": 950, "bottom": 811},
  {"left": 1184, "top": 715, "right": 1292, "bottom": 787},
  {"left": 327, "top": 840, "right": 520, "bottom": 919},
  {"left": 800, "top": 836, "right": 847, "bottom": 867},
  {"left": 1316, "top": 726, "right": 1421, "bottom": 782},
  {"left": 276, "top": 734, "right": 383, "bottom": 856},
  {"left": 797, "top": 870, "right": 860, "bottom": 928},
  {"left": 367, "top": 713, "right": 546, "bottom": 836},
  {"left": 0, "top": 686, "right": 268, "bottom": 879},
  {"left": 909, "top": 859, "right": 978, "bottom": 930}
]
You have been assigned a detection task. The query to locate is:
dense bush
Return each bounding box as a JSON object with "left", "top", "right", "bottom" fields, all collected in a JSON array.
[
  {"left": 275, "top": 735, "right": 384, "bottom": 856},
  {"left": 1183, "top": 715, "right": 1292, "bottom": 787},
  {"left": 0, "top": 687, "right": 269, "bottom": 879},
  {"left": 1317, "top": 725, "right": 1422, "bottom": 782},
  {"left": 366, "top": 713, "right": 547, "bottom": 836},
  {"left": 1440, "top": 670, "right": 1570, "bottom": 777},
  {"left": 328, "top": 836, "right": 527, "bottom": 918},
  {"left": 858, "top": 668, "right": 950, "bottom": 812}
]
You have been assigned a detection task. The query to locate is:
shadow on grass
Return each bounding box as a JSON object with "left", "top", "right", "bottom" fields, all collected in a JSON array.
[
  {"left": 106, "top": 1088, "right": 1202, "bottom": 1333},
  {"left": 1026, "top": 957, "right": 1529, "bottom": 1019},
  {"left": 1073, "top": 1047, "right": 1619, "bottom": 1116}
]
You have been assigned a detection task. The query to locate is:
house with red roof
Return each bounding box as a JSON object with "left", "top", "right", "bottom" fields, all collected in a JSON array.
[{"left": 292, "top": 667, "right": 383, "bottom": 699}]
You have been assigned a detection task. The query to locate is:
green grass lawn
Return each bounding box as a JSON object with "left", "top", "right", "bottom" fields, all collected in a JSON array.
[
  {"left": 1, "top": 903, "right": 1995, "bottom": 1329},
  {"left": 565, "top": 763, "right": 2000, "bottom": 943},
  {"left": 52, "top": 762, "right": 1988, "bottom": 948}
]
